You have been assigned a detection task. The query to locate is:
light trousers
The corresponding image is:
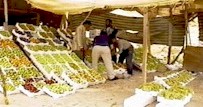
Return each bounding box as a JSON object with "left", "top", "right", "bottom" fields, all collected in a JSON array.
[{"left": 92, "top": 46, "right": 115, "bottom": 79}]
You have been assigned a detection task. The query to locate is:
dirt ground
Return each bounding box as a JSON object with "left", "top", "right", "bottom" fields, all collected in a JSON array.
[{"left": 0, "top": 71, "right": 203, "bottom": 107}]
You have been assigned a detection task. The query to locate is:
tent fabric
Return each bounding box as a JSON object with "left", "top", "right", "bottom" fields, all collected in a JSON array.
[{"left": 26, "top": 0, "right": 194, "bottom": 15}]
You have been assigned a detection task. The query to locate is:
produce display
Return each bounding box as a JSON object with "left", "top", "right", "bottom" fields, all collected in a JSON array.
[
  {"left": 134, "top": 47, "right": 165, "bottom": 72},
  {"left": 18, "top": 67, "right": 42, "bottom": 79},
  {"left": 77, "top": 71, "right": 97, "bottom": 83},
  {"left": 0, "top": 24, "right": 108, "bottom": 98},
  {"left": 0, "top": 31, "right": 12, "bottom": 39},
  {"left": 86, "top": 69, "right": 106, "bottom": 82},
  {"left": 23, "top": 83, "right": 40, "bottom": 93},
  {"left": 159, "top": 86, "right": 193, "bottom": 100},
  {"left": 43, "top": 83, "right": 75, "bottom": 98},
  {"left": 37, "top": 32, "right": 63, "bottom": 46},
  {"left": 98, "top": 64, "right": 107, "bottom": 73},
  {"left": 0, "top": 39, "right": 44, "bottom": 95},
  {"left": 16, "top": 23, "right": 36, "bottom": 32},
  {"left": 138, "top": 82, "right": 165, "bottom": 92},
  {"left": 14, "top": 23, "right": 64, "bottom": 47},
  {"left": 164, "top": 78, "right": 182, "bottom": 87},
  {"left": 0, "top": 40, "right": 39, "bottom": 70},
  {"left": 40, "top": 25, "right": 51, "bottom": 32},
  {"left": 38, "top": 32, "right": 55, "bottom": 39},
  {"left": 45, "top": 83, "right": 73, "bottom": 94},
  {"left": 67, "top": 72, "right": 87, "bottom": 85},
  {"left": 155, "top": 70, "right": 194, "bottom": 88}
]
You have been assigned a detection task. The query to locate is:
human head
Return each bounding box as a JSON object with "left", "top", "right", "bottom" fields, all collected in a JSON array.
[
  {"left": 100, "top": 30, "right": 107, "bottom": 36},
  {"left": 105, "top": 19, "right": 112, "bottom": 28},
  {"left": 83, "top": 20, "right": 92, "bottom": 31}
]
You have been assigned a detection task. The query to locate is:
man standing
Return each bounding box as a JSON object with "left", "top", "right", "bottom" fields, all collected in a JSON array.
[
  {"left": 72, "top": 20, "right": 92, "bottom": 60},
  {"left": 105, "top": 19, "right": 114, "bottom": 36}
]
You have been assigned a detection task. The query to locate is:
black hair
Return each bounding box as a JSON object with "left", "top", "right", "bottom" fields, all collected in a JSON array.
[
  {"left": 100, "top": 30, "right": 107, "bottom": 35},
  {"left": 106, "top": 19, "right": 112, "bottom": 23},
  {"left": 83, "top": 20, "right": 92, "bottom": 25},
  {"left": 67, "top": 21, "right": 70, "bottom": 25},
  {"left": 109, "top": 29, "right": 118, "bottom": 39}
]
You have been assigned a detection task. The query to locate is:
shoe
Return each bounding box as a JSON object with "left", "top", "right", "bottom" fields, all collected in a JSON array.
[{"left": 109, "top": 77, "right": 119, "bottom": 81}]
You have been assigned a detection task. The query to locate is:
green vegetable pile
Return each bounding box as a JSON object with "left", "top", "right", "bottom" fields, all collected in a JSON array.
[
  {"left": 134, "top": 47, "right": 165, "bottom": 71},
  {"left": 139, "top": 82, "right": 165, "bottom": 92},
  {"left": 46, "top": 83, "right": 72, "bottom": 94},
  {"left": 159, "top": 86, "right": 193, "bottom": 100}
]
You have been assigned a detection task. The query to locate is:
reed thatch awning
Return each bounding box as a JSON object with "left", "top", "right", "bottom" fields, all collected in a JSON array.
[{"left": 26, "top": 0, "right": 195, "bottom": 15}]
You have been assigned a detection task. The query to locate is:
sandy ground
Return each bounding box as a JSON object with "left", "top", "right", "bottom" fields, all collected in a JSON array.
[{"left": 0, "top": 71, "right": 203, "bottom": 107}]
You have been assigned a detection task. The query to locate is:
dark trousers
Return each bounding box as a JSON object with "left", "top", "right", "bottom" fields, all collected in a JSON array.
[
  {"left": 73, "top": 50, "right": 84, "bottom": 60},
  {"left": 112, "top": 55, "right": 117, "bottom": 63},
  {"left": 118, "top": 48, "right": 133, "bottom": 75}
]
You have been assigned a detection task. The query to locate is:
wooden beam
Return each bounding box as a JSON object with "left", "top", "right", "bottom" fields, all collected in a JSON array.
[
  {"left": 194, "top": 0, "right": 203, "bottom": 4},
  {"left": 142, "top": 7, "right": 149, "bottom": 83},
  {"left": 180, "top": 8, "right": 203, "bottom": 13},
  {"left": 185, "top": 4, "right": 189, "bottom": 46},
  {"left": 167, "top": 7, "right": 173, "bottom": 64},
  {"left": 36, "top": 13, "right": 40, "bottom": 26},
  {"left": 0, "top": 8, "right": 30, "bottom": 14}
]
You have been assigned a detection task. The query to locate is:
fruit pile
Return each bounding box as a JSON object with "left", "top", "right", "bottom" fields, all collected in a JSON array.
[
  {"left": 139, "top": 82, "right": 165, "bottom": 92},
  {"left": 40, "top": 25, "right": 51, "bottom": 32},
  {"left": 27, "top": 45, "right": 67, "bottom": 52},
  {"left": 17, "top": 23, "right": 36, "bottom": 32},
  {"left": 38, "top": 32, "right": 55, "bottom": 39},
  {"left": 161, "top": 71, "right": 194, "bottom": 88},
  {"left": 67, "top": 72, "right": 87, "bottom": 85},
  {"left": 19, "top": 78, "right": 74, "bottom": 98},
  {"left": 159, "top": 86, "right": 193, "bottom": 100},
  {"left": 0, "top": 40, "right": 35, "bottom": 69},
  {"left": 45, "top": 83, "right": 73, "bottom": 95},
  {"left": 13, "top": 23, "right": 107, "bottom": 92},
  {"left": 23, "top": 83, "right": 40, "bottom": 93},
  {"left": 87, "top": 69, "right": 106, "bottom": 82},
  {"left": 77, "top": 71, "right": 96, "bottom": 83},
  {"left": 0, "top": 40, "right": 45, "bottom": 95},
  {"left": 134, "top": 47, "right": 165, "bottom": 72},
  {"left": 32, "top": 53, "right": 91, "bottom": 77},
  {"left": 0, "top": 31, "right": 12, "bottom": 39}
]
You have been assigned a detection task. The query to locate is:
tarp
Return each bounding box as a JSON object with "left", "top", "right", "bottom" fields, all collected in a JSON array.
[{"left": 26, "top": 0, "right": 194, "bottom": 15}]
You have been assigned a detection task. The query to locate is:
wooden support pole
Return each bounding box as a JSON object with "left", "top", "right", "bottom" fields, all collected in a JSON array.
[
  {"left": 3, "top": 0, "right": 8, "bottom": 30},
  {"left": 167, "top": 7, "right": 173, "bottom": 64},
  {"left": 60, "top": 15, "right": 67, "bottom": 29},
  {"left": 142, "top": 7, "right": 149, "bottom": 83},
  {"left": 147, "top": 22, "right": 151, "bottom": 54},
  {"left": 36, "top": 13, "right": 40, "bottom": 26},
  {"left": 184, "top": 4, "right": 189, "bottom": 46}
]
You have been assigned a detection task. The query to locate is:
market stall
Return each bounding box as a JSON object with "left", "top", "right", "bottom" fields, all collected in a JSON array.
[
  {"left": 0, "top": 30, "right": 74, "bottom": 98},
  {"left": 13, "top": 23, "right": 106, "bottom": 88}
]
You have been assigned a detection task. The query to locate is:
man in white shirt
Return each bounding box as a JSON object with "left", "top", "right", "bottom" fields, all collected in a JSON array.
[
  {"left": 72, "top": 20, "right": 92, "bottom": 60},
  {"left": 112, "top": 38, "right": 134, "bottom": 75}
]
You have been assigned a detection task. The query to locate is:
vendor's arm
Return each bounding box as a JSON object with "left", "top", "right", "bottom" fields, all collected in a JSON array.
[
  {"left": 76, "top": 26, "right": 83, "bottom": 48},
  {"left": 118, "top": 41, "right": 123, "bottom": 54}
]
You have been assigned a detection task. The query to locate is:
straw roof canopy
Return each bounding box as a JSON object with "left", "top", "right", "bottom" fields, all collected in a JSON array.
[{"left": 26, "top": 0, "right": 195, "bottom": 15}]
